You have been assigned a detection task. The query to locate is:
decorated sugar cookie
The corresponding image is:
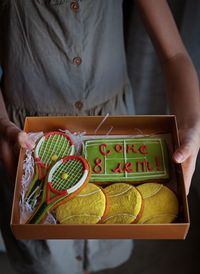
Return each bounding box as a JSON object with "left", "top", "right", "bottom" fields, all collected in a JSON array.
[
  {"left": 28, "top": 156, "right": 91, "bottom": 224},
  {"left": 103, "top": 183, "right": 143, "bottom": 224},
  {"left": 136, "top": 183, "right": 179, "bottom": 224},
  {"left": 25, "top": 131, "right": 75, "bottom": 204},
  {"left": 55, "top": 183, "right": 108, "bottom": 224},
  {"left": 82, "top": 137, "right": 169, "bottom": 183}
]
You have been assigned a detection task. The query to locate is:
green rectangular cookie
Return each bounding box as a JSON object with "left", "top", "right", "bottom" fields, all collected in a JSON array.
[{"left": 82, "top": 137, "right": 170, "bottom": 182}]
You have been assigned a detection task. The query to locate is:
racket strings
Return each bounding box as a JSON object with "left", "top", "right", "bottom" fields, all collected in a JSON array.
[
  {"left": 38, "top": 135, "right": 59, "bottom": 164},
  {"left": 50, "top": 136, "right": 71, "bottom": 162},
  {"left": 52, "top": 160, "right": 84, "bottom": 191},
  {"left": 52, "top": 160, "right": 83, "bottom": 190},
  {"left": 40, "top": 134, "right": 63, "bottom": 165},
  {"left": 56, "top": 138, "right": 71, "bottom": 162},
  {"left": 38, "top": 135, "right": 71, "bottom": 166},
  {"left": 44, "top": 134, "right": 63, "bottom": 165},
  {"left": 53, "top": 135, "right": 72, "bottom": 161}
]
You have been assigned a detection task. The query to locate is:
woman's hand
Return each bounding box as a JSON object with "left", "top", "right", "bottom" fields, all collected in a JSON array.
[
  {"left": 0, "top": 119, "right": 35, "bottom": 183},
  {"left": 173, "top": 123, "right": 200, "bottom": 195}
]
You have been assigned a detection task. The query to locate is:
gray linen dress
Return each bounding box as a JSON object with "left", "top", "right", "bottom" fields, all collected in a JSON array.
[{"left": 0, "top": 1, "right": 134, "bottom": 273}]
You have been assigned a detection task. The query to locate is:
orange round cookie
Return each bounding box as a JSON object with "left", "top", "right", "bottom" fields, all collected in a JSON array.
[{"left": 103, "top": 183, "right": 143, "bottom": 224}]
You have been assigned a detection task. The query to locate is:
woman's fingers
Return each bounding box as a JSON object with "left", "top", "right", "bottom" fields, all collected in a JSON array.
[{"left": 17, "top": 131, "right": 35, "bottom": 150}]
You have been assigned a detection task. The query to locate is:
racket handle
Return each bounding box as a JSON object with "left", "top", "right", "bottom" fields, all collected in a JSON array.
[
  {"left": 29, "top": 179, "right": 45, "bottom": 206},
  {"left": 25, "top": 179, "right": 42, "bottom": 204},
  {"left": 28, "top": 202, "right": 48, "bottom": 224}
]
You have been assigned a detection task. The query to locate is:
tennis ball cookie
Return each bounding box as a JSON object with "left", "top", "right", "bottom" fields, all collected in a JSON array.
[
  {"left": 136, "top": 183, "right": 179, "bottom": 224},
  {"left": 55, "top": 183, "right": 108, "bottom": 224},
  {"left": 103, "top": 183, "right": 143, "bottom": 224}
]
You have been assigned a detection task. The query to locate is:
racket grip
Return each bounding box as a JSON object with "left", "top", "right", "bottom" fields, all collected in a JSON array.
[
  {"left": 28, "top": 202, "right": 48, "bottom": 224},
  {"left": 29, "top": 179, "right": 45, "bottom": 206},
  {"left": 25, "top": 179, "right": 42, "bottom": 204}
]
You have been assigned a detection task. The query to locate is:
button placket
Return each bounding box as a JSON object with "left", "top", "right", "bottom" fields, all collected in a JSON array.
[
  {"left": 70, "top": 1, "right": 82, "bottom": 66},
  {"left": 70, "top": 0, "right": 83, "bottom": 106}
]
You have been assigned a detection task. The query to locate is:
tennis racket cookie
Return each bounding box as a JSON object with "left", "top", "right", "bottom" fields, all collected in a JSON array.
[
  {"left": 27, "top": 155, "right": 91, "bottom": 224},
  {"left": 55, "top": 183, "right": 109, "bottom": 224},
  {"left": 25, "top": 132, "right": 75, "bottom": 204}
]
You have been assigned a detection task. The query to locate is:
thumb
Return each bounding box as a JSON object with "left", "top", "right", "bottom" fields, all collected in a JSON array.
[
  {"left": 173, "top": 126, "right": 199, "bottom": 164},
  {"left": 17, "top": 131, "right": 35, "bottom": 150},
  {"left": 173, "top": 144, "right": 191, "bottom": 164}
]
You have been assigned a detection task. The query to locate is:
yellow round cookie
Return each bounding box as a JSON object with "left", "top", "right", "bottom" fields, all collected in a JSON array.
[
  {"left": 55, "top": 183, "right": 108, "bottom": 224},
  {"left": 136, "top": 183, "right": 179, "bottom": 224},
  {"left": 103, "top": 183, "right": 143, "bottom": 224}
]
